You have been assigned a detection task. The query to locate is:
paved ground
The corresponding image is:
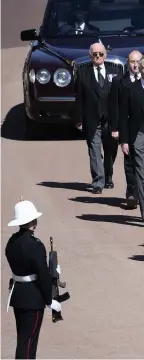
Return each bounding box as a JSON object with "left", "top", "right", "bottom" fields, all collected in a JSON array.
[{"left": 1, "top": 1, "right": 144, "bottom": 359}]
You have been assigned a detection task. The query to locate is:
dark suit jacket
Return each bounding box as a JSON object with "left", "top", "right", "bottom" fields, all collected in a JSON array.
[
  {"left": 5, "top": 228, "right": 52, "bottom": 309},
  {"left": 75, "top": 63, "right": 111, "bottom": 139},
  {"left": 119, "top": 79, "right": 144, "bottom": 144},
  {"left": 109, "top": 71, "right": 132, "bottom": 132},
  {"left": 59, "top": 22, "right": 97, "bottom": 35}
]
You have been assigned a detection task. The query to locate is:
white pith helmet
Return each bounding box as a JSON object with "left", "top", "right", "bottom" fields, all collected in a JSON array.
[{"left": 8, "top": 197, "right": 42, "bottom": 227}]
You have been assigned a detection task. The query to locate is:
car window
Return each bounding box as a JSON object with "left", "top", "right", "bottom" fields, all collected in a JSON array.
[{"left": 42, "top": 0, "right": 144, "bottom": 38}]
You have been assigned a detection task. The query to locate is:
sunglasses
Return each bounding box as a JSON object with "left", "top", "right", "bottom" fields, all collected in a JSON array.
[{"left": 92, "top": 52, "right": 104, "bottom": 57}]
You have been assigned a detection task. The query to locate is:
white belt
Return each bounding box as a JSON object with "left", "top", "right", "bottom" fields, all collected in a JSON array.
[
  {"left": 13, "top": 274, "right": 37, "bottom": 282},
  {"left": 7, "top": 273, "right": 37, "bottom": 312}
]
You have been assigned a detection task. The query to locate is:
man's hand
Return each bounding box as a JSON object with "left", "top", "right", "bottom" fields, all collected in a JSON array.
[
  {"left": 121, "top": 143, "right": 129, "bottom": 155},
  {"left": 112, "top": 131, "right": 119, "bottom": 139},
  {"left": 75, "top": 122, "right": 82, "bottom": 131},
  {"left": 48, "top": 300, "right": 61, "bottom": 312},
  {"left": 56, "top": 264, "right": 61, "bottom": 275}
]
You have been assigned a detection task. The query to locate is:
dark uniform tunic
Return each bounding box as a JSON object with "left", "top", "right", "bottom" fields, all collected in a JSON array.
[{"left": 5, "top": 228, "right": 52, "bottom": 359}]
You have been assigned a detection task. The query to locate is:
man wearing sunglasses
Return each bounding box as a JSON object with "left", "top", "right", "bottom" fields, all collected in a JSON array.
[
  {"left": 109, "top": 50, "right": 142, "bottom": 209},
  {"left": 75, "top": 42, "right": 118, "bottom": 194}
]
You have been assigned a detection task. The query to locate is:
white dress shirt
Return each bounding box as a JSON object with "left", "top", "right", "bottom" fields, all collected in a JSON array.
[
  {"left": 129, "top": 71, "right": 141, "bottom": 82},
  {"left": 93, "top": 63, "right": 106, "bottom": 82},
  {"left": 141, "top": 78, "right": 144, "bottom": 88},
  {"left": 75, "top": 22, "right": 85, "bottom": 34}
]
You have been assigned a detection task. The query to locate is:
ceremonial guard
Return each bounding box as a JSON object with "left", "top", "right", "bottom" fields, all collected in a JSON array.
[{"left": 5, "top": 199, "right": 61, "bottom": 359}]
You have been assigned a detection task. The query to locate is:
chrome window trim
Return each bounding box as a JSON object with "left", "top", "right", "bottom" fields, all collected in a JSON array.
[{"left": 38, "top": 96, "right": 75, "bottom": 102}]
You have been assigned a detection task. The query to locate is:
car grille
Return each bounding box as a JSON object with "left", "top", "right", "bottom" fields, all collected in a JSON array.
[{"left": 104, "top": 60, "right": 124, "bottom": 75}]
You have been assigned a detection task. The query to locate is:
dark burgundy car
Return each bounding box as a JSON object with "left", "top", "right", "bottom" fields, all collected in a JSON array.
[{"left": 21, "top": 0, "right": 144, "bottom": 134}]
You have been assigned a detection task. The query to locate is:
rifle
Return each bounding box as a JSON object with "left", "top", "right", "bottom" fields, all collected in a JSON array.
[{"left": 49, "top": 237, "right": 70, "bottom": 323}]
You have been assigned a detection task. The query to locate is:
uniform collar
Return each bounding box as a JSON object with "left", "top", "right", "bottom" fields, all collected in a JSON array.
[{"left": 19, "top": 227, "right": 34, "bottom": 235}]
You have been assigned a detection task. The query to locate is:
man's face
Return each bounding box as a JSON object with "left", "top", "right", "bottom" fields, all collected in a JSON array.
[
  {"left": 90, "top": 44, "right": 106, "bottom": 66},
  {"left": 128, "top": 52, "right": 142, "bottom": 74},
  {"left": 139, "top": 59, "right": 144, "bottom": 79},
  {"left": 75, "top": 10, "right": 87, "bottom": 23},
  {"left": 30, "top": 219, "right": 37, "bottom": 231}
]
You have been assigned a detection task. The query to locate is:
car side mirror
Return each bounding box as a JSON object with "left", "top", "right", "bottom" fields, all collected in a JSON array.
[{"left": 20, "top": 29, "right": 39, "bottom": 41}]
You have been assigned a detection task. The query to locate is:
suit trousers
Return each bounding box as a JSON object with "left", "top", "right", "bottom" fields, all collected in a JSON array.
[
  {"left": 124, "top": 153, "right": 138, "bottom": 199},
  {"left": 14, "top": 308, "right": 44, "bottom": 359},
  {"left": 87, "top": 121, "right": 118, "bottom": 189},
  {"left": 130, "top": 127, "right": 144, "bottom": 219}
]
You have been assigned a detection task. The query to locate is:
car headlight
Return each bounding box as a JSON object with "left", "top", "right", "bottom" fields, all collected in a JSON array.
[
  {"left": 29, "top": 69, "right": 35, "bottom": 83},
  {"left": 36, "top": 69, "right": 51, "bottom": 84},
  {"left": 53, "top": 68, "right": 71, "bottom": 87}
]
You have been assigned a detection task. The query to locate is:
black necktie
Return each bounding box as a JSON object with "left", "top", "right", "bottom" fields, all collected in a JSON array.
[
  {"left": 97, "top": 66, "right": 105, "bottom": 88},
  {"left": 134, "top": 74, "right": 138, "bottom": 81}
]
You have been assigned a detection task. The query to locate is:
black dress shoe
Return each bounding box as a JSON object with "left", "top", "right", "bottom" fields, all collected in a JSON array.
[
  {"left": 92, "top": 187, "right": 102, "bottom": 194},
  {"left": 127, "top": 196, "right": 137, "bottom": 209},
  {"left": 86, "top": 185, "right": 94, "bottom": 192},
  {"left": 104, "top": 181, "right": 114, "bottom": 189}
]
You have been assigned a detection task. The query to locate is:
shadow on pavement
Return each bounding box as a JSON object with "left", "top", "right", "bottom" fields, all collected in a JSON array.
[
  {"left": 1, "top": 103, "right": 84, "bottom": 141},
  {"left": 1, "top": 104, "right": 26, "bottom": 141},
  {"left": 76, "top": 214, "right": 144, "bottom": 227},
  {"left": 69, "top": 196, "right": 126, "bottom": 207},
  {"left": 128, "top": 255, "right": 144, "bottom": 261},
  {"left": 37, "top": 181, "right": 88, "bottom": 192}
]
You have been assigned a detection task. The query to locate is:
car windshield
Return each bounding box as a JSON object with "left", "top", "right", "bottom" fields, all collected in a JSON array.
[{"left": 42, "top": 0, "right": 144, "bottom": 38}]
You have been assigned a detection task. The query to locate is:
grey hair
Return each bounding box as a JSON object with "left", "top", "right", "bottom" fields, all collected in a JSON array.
[
  {"left": 89, "top": 43, "right": 106, "bottom": 55},
  {"left": 89, "top": 45, "right": 93, "bottom": 55},
  {"left": 139, "top": 55, "right": 144, "bottom": 67}
]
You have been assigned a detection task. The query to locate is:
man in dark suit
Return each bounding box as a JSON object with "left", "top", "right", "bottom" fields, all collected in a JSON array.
[
  {"left": 109, "top": 50, "right": 142, "bottom": 208},
  {"left": 59, "top": 9, "right": 98, "bottom": 36},
  {"left": 75, "top": 42, "right": 118, "bottom": 194},
  {"left": 5, "top": 199, "right": 61, "bottom": 359},
  {"left": 119, "top": 56, "right": 144, "bottom": 221}
]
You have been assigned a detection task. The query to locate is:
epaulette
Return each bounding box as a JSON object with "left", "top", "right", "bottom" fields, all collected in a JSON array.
[
  {"left": 34, "top": 236, "right": 42, "bottom": 243},
  {"left": 30, "top": 233, "right": 41, "bottom": 243}
]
